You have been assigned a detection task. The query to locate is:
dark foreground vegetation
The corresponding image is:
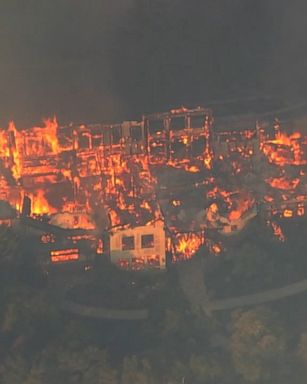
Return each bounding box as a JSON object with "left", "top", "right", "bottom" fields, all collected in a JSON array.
[
  {"left": 1, "top": 224, "right": 307, "bottom": 384},
  {"left": 204, "top": 217, "right": 307, "bottom": 298}
]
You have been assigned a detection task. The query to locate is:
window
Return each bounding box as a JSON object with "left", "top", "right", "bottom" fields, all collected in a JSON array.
[
  {"left": 171, "top": 117, "right": 186, "bottom": 131},
  {"left": 50, "top": 249, "right": 79, "bottom": 263},
  {"left": 130, "top": 126, "right": 142, "bottom": 141},
  {"left": 111, "top": 125, "right": 122, "bottom": 145},
  {"left": 190, "top": 115, "right": 205, "bottom": 129},
  {"left": 122, "top": 236, "right": 135, "bottom": 251},
  {"left": 92, "top": 136, "right": 102, "bottom": 147},
  {"left": 141, "top": 234, "right": 154, "bottom": 248},
  {"left": 148, "top": 119, "right": 164, "bottom": 135},
  {"left": 102, "top": 128, "right": 111, "bottom": 145},
  {"left": 79, "top": 134, "right": 90, "bottom": 149}
]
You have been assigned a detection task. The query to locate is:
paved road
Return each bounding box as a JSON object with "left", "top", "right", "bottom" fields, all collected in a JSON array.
[
  {"left": 61, "top": 272, "right": 307, "bottom": 320},
  {"left": 178, "top": 257, "right": 307, "bottom": 314},
  {"left": 62, "top": 300, "right": 148, "bottom": 320},
  {"left": 49, "top": 270, "right": 149, "bottom": 320},
  {"left": 177, "top": 257, "right": 211, "bottom": 315},
  {"left": 57, "top": 252, "right": 307, "bottom": 319},
  {"left": 210, "top": 277, "right": 307, "bottom": 311}
]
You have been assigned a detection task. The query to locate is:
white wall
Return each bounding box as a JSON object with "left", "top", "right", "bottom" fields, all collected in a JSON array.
[{"left": 110, "top": 220, "right": 166, "bottom": 270}]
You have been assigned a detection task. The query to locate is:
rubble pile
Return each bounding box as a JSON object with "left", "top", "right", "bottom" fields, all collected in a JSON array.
[{"left": 0, "top": 106, "right": 306, "bottom": 268}]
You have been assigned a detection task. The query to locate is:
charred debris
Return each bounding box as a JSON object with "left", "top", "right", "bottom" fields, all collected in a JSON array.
[{"left": 0, "top": 102, "right": 306, "bottom": 271}]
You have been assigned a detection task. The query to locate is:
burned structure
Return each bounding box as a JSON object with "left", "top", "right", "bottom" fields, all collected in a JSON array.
[{"left": 0, "top": 106, "right": 306, "bottom": 269}]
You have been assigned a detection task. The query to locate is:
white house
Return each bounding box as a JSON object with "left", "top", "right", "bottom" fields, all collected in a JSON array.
[{"left": 109, "top": 220, "right": 166, "bottom": 270}]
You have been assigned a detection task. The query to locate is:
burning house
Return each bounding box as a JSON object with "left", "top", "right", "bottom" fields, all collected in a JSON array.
[
  {"left": 12, "top": 215, "right": 98, "bottom": 270},
  {"left": 205, "top": 199, "right": 258, "bottom": 236},
  {"left": 0, "top": 104, "right": 306, "bottom": 268},
  {"left": 144, "top": 106, "right": 213, "bottom": 170}
]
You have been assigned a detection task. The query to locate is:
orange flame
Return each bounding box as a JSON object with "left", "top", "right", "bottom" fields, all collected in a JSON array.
[
  {"left": 266, "top": 177, "right": 300, "bottom": 191},
  {"left": 263, "top": 131, "right": 306, "bottom": 166},
  {"left": 32, "top": 190, "right": 56, "bottom": 215},
  {"left": 175, "top": 233, "right": 203, "bottom": 259},
  {"left": 8, "top": 121, "right": 22, "bottom": 179},
  {"left": 228, "top": 196, "right": 254, "bottom": 221},
  {"left": 270, "top": 221, "right": 285, "bottom": 242},
  {"left": 0, "top": 130, "right": 10, "bottom": 157},
  {"left": 42, "top": 116, "right": 59, "bottom": 154}
]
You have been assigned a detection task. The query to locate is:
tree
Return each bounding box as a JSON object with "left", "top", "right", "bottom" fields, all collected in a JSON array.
[
  {"left": 0, "top": 225, "right": 20, "bottom": 268},
  {"left": 121, "top": 356, "right": 155, "bottom": 384},
  {"left": 56, "top": 346, "right": 118, "bottom": 384},
  {"left": 230, "top": 306, "right": 289, "bottom": 383},
  {"left": 24, "top": 365, "right": 45, "bottom": 384},
  {"left": 0, "top": 355, "right": 29, "bottom": 384},
  {"left": 296, "top": 331, "right": 307, "bottom": 380},
  {"left": 168, "top": 360, "right": 189, "bottom": 384},
  {"left": 0, "top": 224, "right": 42, "bottom": 289},
  {"left": 189, "top": 355, "right": 226, "bottom": 384},
  {"left": 59, "top": 318, "right": 95, "bottom": 350},
  {"left": 0, "top": 289, "right": 61, "bottom": 361},
  {"left": 1, "top": 290, "right": 60, "bottom": 336},
  {"left": 298, "top": 332, "right": 307, "bottom": 364},
  {"left": 231, "top": 243, "right": 270, "bottom": 280},
  {"left": 161, "top": 309, "right": 181, "bottom": 337}
]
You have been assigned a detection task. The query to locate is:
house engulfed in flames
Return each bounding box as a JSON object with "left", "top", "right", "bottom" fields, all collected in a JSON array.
[{"left": 0, "top": 105, "right": 306, "bottom": 269}]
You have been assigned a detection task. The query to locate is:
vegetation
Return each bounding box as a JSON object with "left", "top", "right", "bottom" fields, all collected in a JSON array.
[
  {"left": 1, "top": 223, "right": 307, "bottom": 383},
  {"left": 204, "top": 217, "right": 307, "bottom": 298},
  {"left": 67, "top": 261, "right": 166, "bottom": 310},
  {"left": 230, "top": 307, "right": 289, "bottom": 383}
]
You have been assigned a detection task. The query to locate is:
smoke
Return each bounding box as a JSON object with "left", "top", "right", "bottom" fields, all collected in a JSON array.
[
  {"left": 0, "top": 0, "right": 134, "bottom": 127},
  {"left": 109, "top": 0, "right": 288, "bottom": 114},
  {"left": 0, "top": 0, "right": 306, "bottom": 127},
  {"left": 267, "top": 0, "right": 307, "bottom": 98}
]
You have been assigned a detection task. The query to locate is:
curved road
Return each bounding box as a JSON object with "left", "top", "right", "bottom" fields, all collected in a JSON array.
[
  {"left": 57, "top": 253, "right": 307, "bottom": 320},
  {"left": 61, "top": 265, "right": 307, "bottom": 320},
  {"left": 61, "top": 300, "right": 148, "bottom": 320},
  {"left": 49, "top": 270, "right": 149, "bottom": 320},
  {"left": 210, "top": 277, "right": 307, "bottom": 311},
  {"left": 177, "top": 256, "right": 307, "bottom": 314}
]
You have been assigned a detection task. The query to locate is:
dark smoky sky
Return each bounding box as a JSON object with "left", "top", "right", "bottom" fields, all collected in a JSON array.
[{"left": 0, "top": 0, "right": 306, "bottom": 127}]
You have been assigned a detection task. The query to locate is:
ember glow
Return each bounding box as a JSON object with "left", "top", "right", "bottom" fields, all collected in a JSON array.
[
  {"left": 228, "top": 195, "right": 255, "bottom": 221},
  {"left": 266, "top": 177, "right": 300, "bottom": 191},
  {"left": 269, "top": 221, "right": 285, "bottom": 242},
  {"left": 31, "top": 190, "right": 56, "bottom": 215},
  {"left": 262, "top": 131, "right": 307, "bottom": 166},
  {"left": 175, "top": 232, "right": 204, "bottom": 259},
  {"left": 0, "top": 106, "right": 306, "bottom": 265},
  {"left": 8, "top": 121, "right": 23, "bottom": 179},
  {"left": 50, "top": 248, "right": 80, "bottom": 263}
]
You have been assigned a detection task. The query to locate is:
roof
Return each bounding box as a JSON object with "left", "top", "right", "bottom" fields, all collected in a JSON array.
[
  {"left": 144, "top": 107, "right": 212, "bottom": 121},
  {"left": 18, "top": 217, "right": 96, "bottom": 237}
]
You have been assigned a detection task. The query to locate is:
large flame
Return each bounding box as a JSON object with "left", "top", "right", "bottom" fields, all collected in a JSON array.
[
  {"left": 262, "top": 131, "right": 306, "bottom": 166},
  {"left": 0, "top": 129, "right": 10, "bottom": 157},
  {"left": 31, "top": 190, "right": 56, "bottom": 215},
  {"left": 0, "top": 109, "right": 305, "bottom": 266},
  {"left": 8, "top": 121, "right": 22, "bottom": 179},
  {"left": 175, "top": 233, "right": 203, "bottom": 259},
  {"left": 41, "top": 116, "right": 59, "bottom": 154}
]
